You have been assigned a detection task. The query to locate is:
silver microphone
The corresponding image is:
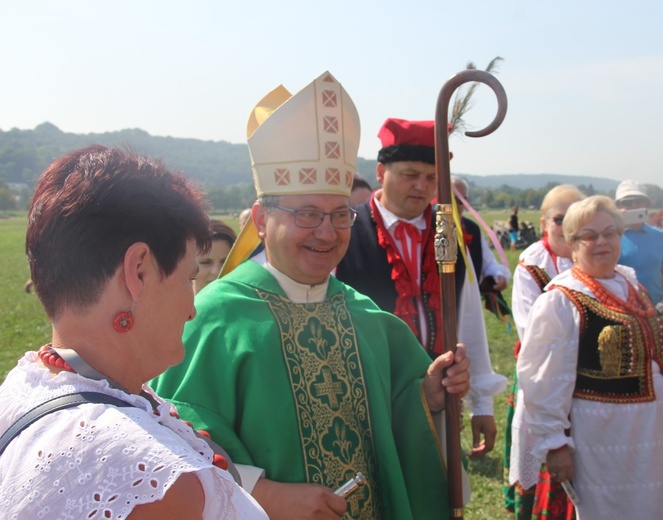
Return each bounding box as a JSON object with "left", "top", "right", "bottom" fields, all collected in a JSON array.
[{"left": 334, "top": 472, "right": 367, "bottom": 498}]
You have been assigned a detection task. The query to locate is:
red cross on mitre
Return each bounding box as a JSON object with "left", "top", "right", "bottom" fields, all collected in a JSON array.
[
  {"left": 299, "top": 168, "right": 317, "bottom": 184},
  {"left": 326, "top": 168, "right": 340, "bottom": 185},
  {"left": 344, "top": 170, "right": 354, "bottom": 188},
  {"left": 325, "top": 142, "right": 340, "bottom": 159},
  {"left": 322, "top": 90, "right": 337, "bottom": 107},
  {"left": 274, "top": 168, "right": 290, "bottom": 186},
  {"left": 323, "top": 116, "right": 339, "bottom": 134}
]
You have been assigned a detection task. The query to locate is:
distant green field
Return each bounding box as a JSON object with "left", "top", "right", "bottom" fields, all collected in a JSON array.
[{"left": 0, "top": 211, "right": 530, "bottom": 519}]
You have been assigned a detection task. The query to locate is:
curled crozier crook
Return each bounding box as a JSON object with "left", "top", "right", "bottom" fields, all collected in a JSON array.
[
  {"left": 434, "top": 69, "right": 507, "bottom": 520},
  {"left": 436, "top": 69, "right": 508, "bottom": 177}
]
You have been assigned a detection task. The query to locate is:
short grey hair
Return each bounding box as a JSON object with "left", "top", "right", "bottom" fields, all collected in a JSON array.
[
  {"left": 562, "top": 195, "right": 624, "bottom": 243},
  {"left": 257, "top": 195, "right": 281, "bottom": 212}
]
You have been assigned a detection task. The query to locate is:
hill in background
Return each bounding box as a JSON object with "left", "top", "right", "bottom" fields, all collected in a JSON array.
[
  {"left": 462, "top": 173, "right": 619, "bottom": 192},
  {"left": 0, "top": 123, "right": 622, "bottom": 194}
]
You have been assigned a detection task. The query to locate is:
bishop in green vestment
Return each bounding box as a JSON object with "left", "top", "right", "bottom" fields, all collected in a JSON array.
[
  {"left": 153, "top": 71, "right": 471, "bottom": 519},
  {"left": 153, "top": 260, "right": 456, "bottom": 519}
]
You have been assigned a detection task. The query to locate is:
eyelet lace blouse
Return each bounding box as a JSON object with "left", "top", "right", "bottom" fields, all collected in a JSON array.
[{"left": 0, "top": 352, "right": 268, "bottom": 520}]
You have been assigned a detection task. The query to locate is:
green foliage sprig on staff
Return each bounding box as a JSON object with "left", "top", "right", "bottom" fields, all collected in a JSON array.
[{"left": 449, "top": 56, "right": 504, "bottom": 137}]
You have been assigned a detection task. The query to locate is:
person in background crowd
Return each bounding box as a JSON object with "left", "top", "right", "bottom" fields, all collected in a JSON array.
[
  {"left": 506, "top": 184, "right": 585, "bottom": 519},
  {"left": 336, "top": 119, "right": 506, "bottom": 460},
  {"left": 517, "top": 195, "right": 663, "bottom": 519},
  {"left": 153, "top": 72, "right": 472, "bottom": 520},
  {"left": 450, "top": 175, "right": 510, "bottom": 457},
  {"left": 649, "top": 208, "right": 663, "bottom": 229},
  {"left": 193, "top": 219, "right": 237, "bottom": 294},
  {"left": 509, "top": 206, "right": 519, "bottom": 251},
  {"left": 451, "top": 176, "right": 511, "bottom": 295},
  {"left": 613, "top": 179, "right": 663, "bottom": 313},
  {"left": 349, "top": 173, "right": 373, "bottom": 206},
  {"left": 0, "top": 145, "right": 268, "bottom": 519},
  {"left": 239, "top": 207, "right": 253, "bottom": 229}
]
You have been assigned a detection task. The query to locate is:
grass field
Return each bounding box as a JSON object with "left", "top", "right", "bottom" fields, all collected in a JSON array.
[{"left": 0, "top": 209, "right": 538, "bottom": 519}]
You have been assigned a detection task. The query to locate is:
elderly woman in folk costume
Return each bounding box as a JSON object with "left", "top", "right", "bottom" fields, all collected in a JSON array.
[
  {"left": 516, "top": 195, "right": 663, "bottom": 519},
  {"left": 504, "top": 184, "right": 585, "bottom": 519},
  {"left": 0, "top": 146, "right": 268, "bottom": 519}
]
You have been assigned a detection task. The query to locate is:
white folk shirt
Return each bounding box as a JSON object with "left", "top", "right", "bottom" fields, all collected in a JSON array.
[
  {"left": 510, "top": 240, "right": 574, "bottom": 489},
  {"left": 511, "top": 240, "right": 574, "bottom": 341},
  {"left": 374, "top": 200, "right": 507, "bottom": 416}
]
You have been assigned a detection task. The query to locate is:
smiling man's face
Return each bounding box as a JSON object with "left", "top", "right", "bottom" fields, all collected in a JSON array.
[{"left": 254, "top": 193, "right": 352, "bottom": 285}]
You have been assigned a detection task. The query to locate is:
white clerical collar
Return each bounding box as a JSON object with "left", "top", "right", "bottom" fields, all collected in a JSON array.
[
  {"left": 373, "top": 193, "right": 427, "bottom": 232},
  {"left": 251, "top": 250, "right": 329, "bottom": 303}
]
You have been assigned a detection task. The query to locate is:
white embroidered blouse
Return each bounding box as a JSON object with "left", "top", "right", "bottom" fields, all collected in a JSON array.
[{"left": 0, "top": 352, "right": 268, "bottom": 520}]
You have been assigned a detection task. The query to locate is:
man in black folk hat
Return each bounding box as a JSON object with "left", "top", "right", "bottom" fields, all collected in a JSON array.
[{"left": 336, "top": 118, "right": 507, "bottom": 459}]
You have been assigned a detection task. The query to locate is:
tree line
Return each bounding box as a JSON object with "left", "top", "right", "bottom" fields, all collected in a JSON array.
[{"left": 2, "top": 123, "right": 661, "bottom": 212}]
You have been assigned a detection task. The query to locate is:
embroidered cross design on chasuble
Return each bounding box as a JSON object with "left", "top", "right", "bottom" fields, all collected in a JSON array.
[{"left": 259, "top": 290, "right": 382, "bottom": 519}]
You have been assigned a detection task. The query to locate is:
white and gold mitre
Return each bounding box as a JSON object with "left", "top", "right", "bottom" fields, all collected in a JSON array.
[{"left": 246, "top": 71, "right": 360, "bottom": 198}]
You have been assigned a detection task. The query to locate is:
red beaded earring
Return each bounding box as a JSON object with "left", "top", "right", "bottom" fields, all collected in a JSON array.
[{"left": 113, "top": 301, "right": 136, "bottom": 333}]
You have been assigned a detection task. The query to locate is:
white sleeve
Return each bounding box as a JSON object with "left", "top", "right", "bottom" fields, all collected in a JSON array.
[
  {"left": 511, "top": 263, "right": 544, "bottom": 341},
  {"left": 458, "top": 262, "right": 508, "bottom": 416},
  {"left": 235, "top": 464, "right": 266, "bottom": 493},
  {"left": 480, "top": 234, "right": 511, "bottom": 282},
  {"left": 517, "top": 289, "right": 578, "bottom": 461}
]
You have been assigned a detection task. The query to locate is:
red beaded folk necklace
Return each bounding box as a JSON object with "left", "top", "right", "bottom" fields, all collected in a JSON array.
[
  {"left": 572, "top": 266, "right": 656, "bottom": 318},
  {"left": 38, "top": 344, "right": 74, "bottom": 372}
]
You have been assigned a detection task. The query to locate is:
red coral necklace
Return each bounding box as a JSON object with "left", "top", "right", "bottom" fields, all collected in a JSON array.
[
  {"left": 38, "top": 344, "right": 74, "bottom": 372},
  {"left": 572, "top": 266, "right": 656, "bottom": 318}
]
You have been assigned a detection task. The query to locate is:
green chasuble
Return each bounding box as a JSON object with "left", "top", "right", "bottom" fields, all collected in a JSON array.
[{"left": 152, "top": 261, "right": 451, "bottom": 519}]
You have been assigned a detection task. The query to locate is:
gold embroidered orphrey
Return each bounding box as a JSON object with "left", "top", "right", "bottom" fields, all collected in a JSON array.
[{"left": 259, "top": 290, "right": 383, "bottom": 519}]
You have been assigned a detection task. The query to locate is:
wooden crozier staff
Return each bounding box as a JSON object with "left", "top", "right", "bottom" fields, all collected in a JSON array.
[{"left": 434, "top": 69, "right": 508, "bottom": 519}]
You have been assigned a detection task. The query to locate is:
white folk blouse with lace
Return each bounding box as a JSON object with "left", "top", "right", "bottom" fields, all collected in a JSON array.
[
  {"left": 0, "top": 353, "right": 268, "bottom": 520},
  {"left": 509, "top": 240, "right": 573, "bottom": 488}
]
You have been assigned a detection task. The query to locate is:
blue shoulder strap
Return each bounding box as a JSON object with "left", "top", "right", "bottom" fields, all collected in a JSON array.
[{"left": 0, "top": 392, "right": 132, "bottom": 456}]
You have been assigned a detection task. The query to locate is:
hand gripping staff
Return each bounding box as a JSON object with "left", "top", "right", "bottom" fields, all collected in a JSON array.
[{"left": 434, "top": 69, "right": 507, "bottom": 519}]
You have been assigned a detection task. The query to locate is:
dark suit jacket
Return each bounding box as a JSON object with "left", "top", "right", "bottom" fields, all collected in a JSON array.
[{"left": 337, "top": 201, "right": 483, "bottom": 315}]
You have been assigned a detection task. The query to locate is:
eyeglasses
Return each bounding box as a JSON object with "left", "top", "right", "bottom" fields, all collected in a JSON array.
[
  {"left": 266, "top": 205, "right": 358, "bottom": 229},
  {"left": 616, "top": 197, "right": 647, "bottom": 209},
  {"left": 573, "top": 229, "right": 621, "bottom": 243}
]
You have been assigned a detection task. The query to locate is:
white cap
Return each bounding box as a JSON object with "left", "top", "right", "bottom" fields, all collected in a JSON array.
[
  {"left": 246, "top": 71, "right": 360, "bottom": 198},
  {"left": 615, "top": 179, "right": 649, "bottom": 202}
]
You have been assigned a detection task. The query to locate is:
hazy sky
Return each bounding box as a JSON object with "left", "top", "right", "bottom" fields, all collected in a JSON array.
[{"left": 1, "top": 1, "right": 662, "bottom": 186}]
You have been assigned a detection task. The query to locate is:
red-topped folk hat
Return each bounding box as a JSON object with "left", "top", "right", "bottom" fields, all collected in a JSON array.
[{"left": 377, "top": 118, "right": 452, "bottom": 165}]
